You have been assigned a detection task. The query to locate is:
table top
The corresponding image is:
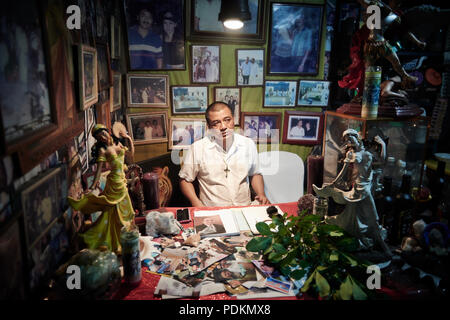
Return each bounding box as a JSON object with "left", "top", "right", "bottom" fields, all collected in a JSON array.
[{"left": 116, "top": 202, "right": 299, "bottom": 300}]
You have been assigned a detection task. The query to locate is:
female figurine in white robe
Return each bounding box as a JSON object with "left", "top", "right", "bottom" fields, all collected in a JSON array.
[{"left": 313, "top": 129, "right": 392, "bottom": 256}]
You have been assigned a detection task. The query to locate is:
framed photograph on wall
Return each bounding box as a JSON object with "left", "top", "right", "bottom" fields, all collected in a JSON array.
[
  {"left": 263, "top": 80, "right": 297, "bottom": 107},
  {"left": 96, "top": 42, "right": 113, "bottom": 91},
  {"left": 20, "top": 167, "right": 63, "bottom": 248},
  {"left": 126, "top": 74, "right": 169, "bottom": 108},
  {"left": 187, "top": 0, "right": 266, "bottom": 44},
  {"left": 236, "top": 49, "right": 264, "bottom": 86},
  {"left": 171, "top": 85, "right": 208, "bottom": 114},
  {"left": 297, "top": 80, "right": 330, "bottom": 107},
  {"left": 282, "top": 111, "right": 324, "bottom": 145},
  {"left": 112, "top": 72, "right": 122, "bottom": 111},
  {"left": 110, "top": 15, "right": 121, "bottom": 59},
  {"left": 267, "top": 3, "right": 324, "bottom": 76},
  {"left": 191, "top": 45, "right": 220, "bottom": 84},
  {"left": 240, "top": 112, "right": 281, "bottom": 144},
  {"left": 213, "top": 87, "right": 241, "bottom": 125},
  {"left": 0, "top": 2, "right": 57, "bottom": 154},
  {"left": 126, "top": 111, "right": 169, "bottom": 145},
  {"left": 123, "top": 0, "right": 186, "bottom": 70},
  {"left": 169, "top": 117, "right": 207, "bottom": 149},
  {"left": 0, "top": 219, "right": 26, "bottom": 299},
  {"left": 78, "top": 45, "right": 99, "bottom": 110}
]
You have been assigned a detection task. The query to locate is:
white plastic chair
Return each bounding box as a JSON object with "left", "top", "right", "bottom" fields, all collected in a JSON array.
[{"left": 258, "top": 151, "right": 304, "bottom": 203}]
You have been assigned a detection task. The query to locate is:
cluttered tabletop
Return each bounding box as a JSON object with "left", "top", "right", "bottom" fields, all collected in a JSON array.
[{"left": 113, "top": 202, "right": 300, "bottom": 300}]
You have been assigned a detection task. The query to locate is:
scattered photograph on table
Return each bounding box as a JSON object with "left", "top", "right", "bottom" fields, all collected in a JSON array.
[
  {"left": 263, "top": 80, "right": 297, "bottom": 107},
  {"left": 194, "top": 215, "right": 226, "bottom": 236},
  {"left": 169, "top": 118, "right": 207, "bottom": 150},
  {"left": 21, "top": 167, "right": 62, "bottom": 248},
  {"left": 126, "top": 111, "right": 168, "bottom": 145},
  {"left": 297, "top": 80, "right": 330, "bottom": 106},
  {"left": 214, "top": 87, "right": 241, "bottom": 125},
  {"left": 268, "top": 3, "right": 323, "bottom": 75},
  {"left": 0, "top": 2, "right": 55, "bottom": 146},
  {"left": 191, "top": 45, "right": 220, "bottom": 83},
  {"left": 207, "top": 253, "right": 257, "bottom": 287},
  {"left": 236, "top": 49, "right": 264, "bottom": 86},
  {"left": 127, "top": 74, "right": 169, "bottom": 108},
  {"left": 171, "top": 86, "right": 208, "bottom": 114},
  {"left": 283, "top": 111, "right": 324, "bottom": 145},
  {"left": 240, "top": 112, "right": 281, "bottom": 143},
  {"left": 0, "top": 221, "right": 25, "bottom": 299},
  {"left": 252, "top": 260, "right": 282, "bottom": 278},
  {"left": 123, "top": 0, "right": 186, "bottom": 70}
]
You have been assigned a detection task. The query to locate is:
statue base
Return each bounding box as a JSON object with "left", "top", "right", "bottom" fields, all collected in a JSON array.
[{"left": 336, "top": 103, "right": 423, "bottom": 119}]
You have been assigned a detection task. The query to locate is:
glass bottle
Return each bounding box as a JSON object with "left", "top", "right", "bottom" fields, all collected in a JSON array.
[
  {"left": 120, "top": 224, "right": 142, "bottom": 286},
  {"left": 383, "top": 157, "right": 396, "bottom": 179},
  {"left": 393, "top": 159, "right": 407, "bottom": 192},
  {"left": 394, "top": 174, "right": 414, "bottom": 244},
  {"left": 377, "top": 176, "right": 395, "bottom": 244}
]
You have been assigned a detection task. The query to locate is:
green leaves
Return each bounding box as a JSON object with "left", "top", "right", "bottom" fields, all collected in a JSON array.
[
  {"left": 256, "top": 222, "right": 272, "bottom": 236},
  {"left": 246, "top": 236, "right": 272, "bottom": 252}
]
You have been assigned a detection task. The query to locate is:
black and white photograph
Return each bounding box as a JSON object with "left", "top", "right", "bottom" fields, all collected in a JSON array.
[
  {"left": 127, "top": 74, "right": 169, "bottom": 108},
  {"left": 126, "top": 111, "right": 168, "bottom": 145},
  {"left": 297, "top": 80, "right": 330, "bottom": 107},
  {"left": 282, "top": 111, "right": 324, "bottom": 145},
  {"left": 124, "top": 0, "right": 186, "bottom": 70},
  {"left": 264, "top": 80, "right": 297, "bottom": 107},
  {"left": 214, "top": 87, "right": 241, "bottom": 125},
  {"left": 171, "top": 86, "right": 208, "bottom": 114},
  {"left": 0, "top": 2, "right": 54, "bottom": 147},
  {"left": 240, "top": 112, "right": 281, "bottom": 143},
  {"left": 169, "top": 118, "right": 207, "bottom": 149},
  {"left": 268, "top": 3, "right": 323, "bottom": 75},
  {"left": 191, "top": 45, "right": 220, "bottom": 83},
  {"left": 236, "top": 49, "right": 264, "bottom": 86}
]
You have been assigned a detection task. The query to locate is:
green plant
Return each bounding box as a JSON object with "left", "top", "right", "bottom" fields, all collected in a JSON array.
[{"left": 245, "top": 210, "right": 373, "bottom": 300}]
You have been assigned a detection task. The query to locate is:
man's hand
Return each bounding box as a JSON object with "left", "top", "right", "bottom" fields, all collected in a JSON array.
[{"left": 255, "top": 194, "right": 270, "bottom": 205}]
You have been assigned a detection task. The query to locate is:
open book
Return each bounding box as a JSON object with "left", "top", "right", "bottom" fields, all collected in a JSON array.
[{"left": 193, "top": 209, "right": 241, "bottom": 238}]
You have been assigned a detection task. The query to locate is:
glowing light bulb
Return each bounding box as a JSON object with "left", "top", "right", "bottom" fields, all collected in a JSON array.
[{"left": 223, "top": 19, "right": 243, "bottom": 30}]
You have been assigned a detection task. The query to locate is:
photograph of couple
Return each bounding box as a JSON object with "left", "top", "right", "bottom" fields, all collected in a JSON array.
[
  {"left": 124, "top": 0, "right": 185, "bottom": 70},
  {"left": 191, "top": 45, "right": 220, "bottom": 83},
  {"left": 237, "top": 49, "right": 264, "bottom": 86},
  {"left": 288, "top": 117, "right": 318, "bottom": 139}
]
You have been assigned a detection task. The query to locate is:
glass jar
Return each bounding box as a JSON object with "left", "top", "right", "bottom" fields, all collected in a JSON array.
[
  {"left": 120, "top": 225, "right": 141, "bottom": 286},
  {"left": 313, "top": 197, "right": 328, "bottom": 218},
  {"left": 361, "top": 66, "right": 382, "bottom": 119}
]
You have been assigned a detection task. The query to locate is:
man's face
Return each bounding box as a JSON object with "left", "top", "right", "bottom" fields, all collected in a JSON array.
[
  {"left": 221, "top": 270, "right": 232, "bottom": 279},
  {"left": 138, "top": 10, "right": 153, "bottom": 29},
  {"left": 207, "top": 106, "right": 234, "bottom": 140},
  {"left": 203, "top": 218, "right": 213, "bottom": 226}
]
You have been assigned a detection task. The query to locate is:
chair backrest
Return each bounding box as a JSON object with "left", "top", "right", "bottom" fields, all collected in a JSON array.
[{"left": 258, "top": 151, "right": 304, "bottom": 203}]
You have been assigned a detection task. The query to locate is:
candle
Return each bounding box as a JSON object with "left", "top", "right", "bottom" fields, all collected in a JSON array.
[
  {"left": 307, "top": 155, "right": 324, "bottom": 195},
  {"left": 142, "top": 172, "right": 160, "bottom": 210},
  {"left": 120, "top": 225, "right": 141, "bottom": 286}
]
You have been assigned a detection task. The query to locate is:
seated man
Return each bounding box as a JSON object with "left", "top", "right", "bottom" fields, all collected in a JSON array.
[{"left": 179, "top": 102, "right": 270, "bottom": 207}]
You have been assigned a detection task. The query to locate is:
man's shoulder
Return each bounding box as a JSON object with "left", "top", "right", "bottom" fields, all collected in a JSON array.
[{"left": 234, "top": 133, "right": 256, "bottom": 148}]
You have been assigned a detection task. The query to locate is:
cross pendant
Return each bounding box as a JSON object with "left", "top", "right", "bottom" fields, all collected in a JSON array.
[{"left": 224, "top": 165, "right": 230, "bottom": 178}]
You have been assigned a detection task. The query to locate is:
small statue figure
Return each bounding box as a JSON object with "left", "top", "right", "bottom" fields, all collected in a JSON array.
[
  {"left": 68, "top": 124, "right": 136, "bottom": 254},
  {"left": 313, "top": 129, "right": 392, "bottom": 257}
]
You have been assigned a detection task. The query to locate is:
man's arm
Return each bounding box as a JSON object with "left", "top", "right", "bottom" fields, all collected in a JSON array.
[
  {"left": 250, "top": 174, "right": 270, "bottom": 205},
  {"left": 180, "top": 178, "right": 204, "bottom": 207}
]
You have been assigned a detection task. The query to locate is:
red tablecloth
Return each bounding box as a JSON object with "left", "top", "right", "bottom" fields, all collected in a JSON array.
[{"left": 113, "top": 202, "right": 299, "bottom": 300}]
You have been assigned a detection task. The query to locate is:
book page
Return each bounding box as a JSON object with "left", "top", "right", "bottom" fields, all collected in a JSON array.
[
  {"left": 230, "top": 209, "right": 251, "bottom": 232},
  {"left": 240, "top": 206, "right": 283, "bottom": 234}
]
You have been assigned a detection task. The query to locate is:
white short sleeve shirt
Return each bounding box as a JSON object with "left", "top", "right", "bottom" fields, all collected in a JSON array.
[{"left": 179, "top": 133, "right": 261, "bottom": 207}]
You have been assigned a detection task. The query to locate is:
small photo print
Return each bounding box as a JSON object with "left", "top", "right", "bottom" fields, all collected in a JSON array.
[
  {"left": 264, "top": 80, "right": 297, "bottom": 107},
  {"left": 236, "top": 49, "right": 264, "bottom": 86},
  {"left": 297, "top": 80, "right": 330, "bottom": 106},
  {"left": 194, "top": 215, "right": 226, "bottom": 236}
]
